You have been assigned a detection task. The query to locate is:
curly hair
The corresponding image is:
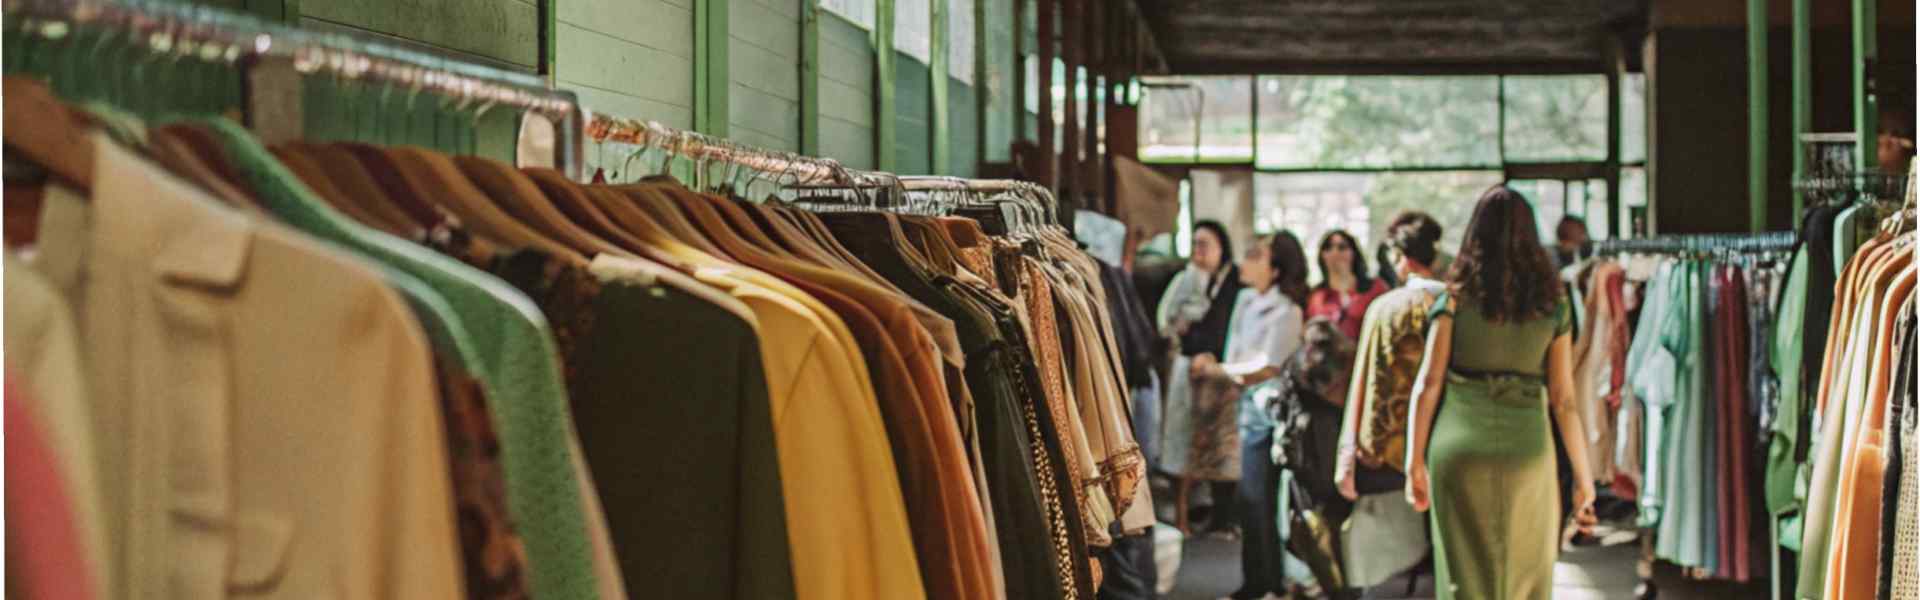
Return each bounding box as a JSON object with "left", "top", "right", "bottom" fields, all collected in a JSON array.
[
  {"left": 1446, "top": 185, "right": 1563, "bottom": 323},
  {"left": 1287, "top": 317, "right": 1357, "bottom": 404}
]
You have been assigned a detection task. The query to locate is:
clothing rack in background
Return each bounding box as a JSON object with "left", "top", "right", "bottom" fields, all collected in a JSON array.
[
  {"left": 3, "top": 0, "right": 585, "bottom": 176},
  {"left": 584, "top": 111, "right": 859, "bottom": 188},
  {"left": 1589, "top": 231, "right": 1798, "bottom": 256}
]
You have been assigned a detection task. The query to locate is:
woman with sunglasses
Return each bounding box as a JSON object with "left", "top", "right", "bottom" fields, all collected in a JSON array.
[{"left": 1307, "top": 230, "right": 1389, "bottom": 342}]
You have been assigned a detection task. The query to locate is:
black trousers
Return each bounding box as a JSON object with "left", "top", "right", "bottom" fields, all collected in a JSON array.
[{"left": 1233, "top": 426, "right": 1285, "bottom": 600}]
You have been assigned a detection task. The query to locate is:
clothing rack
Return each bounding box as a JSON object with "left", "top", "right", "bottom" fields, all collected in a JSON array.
[
  {"left": 4, "top": 0, "right": 583, "bottom": 175},
  {"left": 584, "top": 111, "right": 862, "bottom": 188},
  {"left": 1589, "top": 231, "right": 1798, "bottom": 256}
]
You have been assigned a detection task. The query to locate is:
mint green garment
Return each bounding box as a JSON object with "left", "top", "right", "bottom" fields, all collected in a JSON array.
[
  {"left": 194, "top": 120, "right": 600, "bottom": 600},
  {"left": 1796, "top": 257, "right": 1887, "bottom": 600},
  {"left": 1654, "top": 261, "right": 1713, "bottom": 570},
  {"left": 1832, "top": 205, "right": 1863, "bottom": 275},
  {"left": 1627, "top": 262, "right": 1677, "bottom": 528},
  {"left": 1765, "top": 248, "right": 1810, "bottom": 518}
]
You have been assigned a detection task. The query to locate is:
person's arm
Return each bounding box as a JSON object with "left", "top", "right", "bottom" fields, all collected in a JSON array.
[
  {"left": 1547, "top": 332, "right": 1598, "bottom": 527},
  {"left": 1156, "top": 271, "right": 1188, "bottom": 332},
  {"left": 1403, "top": 316, "right": 1452, "bottom": 512},
  {"left": 1220, "top": 304, "right": 1304, "bottom": 386},
  {"left": 1335, "top": 307, "right": 1380, "bottom": 499}
]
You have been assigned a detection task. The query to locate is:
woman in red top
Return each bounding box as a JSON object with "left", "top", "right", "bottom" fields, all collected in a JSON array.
[{"left": 1306, "top": 229, "right": 1388, "bottom": 341}]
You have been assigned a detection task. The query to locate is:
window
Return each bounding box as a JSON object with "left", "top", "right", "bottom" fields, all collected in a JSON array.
[
  {"left": 1501, "top": 75, "right": 1608, "bottom": 162},
  {"left": 1256, "top": 75, "right": 1501, "bottom": 169},
  {"left": 1140, "top": 77, "right": 1253, "bottom": 162},
  {"left": 1254, "top": 171, "right": 1502, "bottom": 281},
  {"left": 894, "top": 0, "right": 932, "bottom": 63},
  {"left": 1621, "top": 73, "right": 1647, "bottom": 165},
  {"left": 948, "top": 0, "right": 975, "bottom": 83},
  {"left": 820, "top": 0, "right": 876, "bottom": 29}
]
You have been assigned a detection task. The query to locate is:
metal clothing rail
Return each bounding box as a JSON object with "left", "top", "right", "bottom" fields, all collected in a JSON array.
[
  {"left": 584, "top": 111, "right": 867, "bottom": 188},
  {"left": 4, "top": 0, "right": 583, "bottom": 174},
  {"left": 1589, "top": 231, "right": 1798, "bottom": 256}
]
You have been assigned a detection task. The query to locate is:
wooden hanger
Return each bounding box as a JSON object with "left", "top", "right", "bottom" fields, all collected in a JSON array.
[
  {"left": 290, "top": 143, "right": 430, "bottom": 240},
  {"left": 454, "top": 156, "right": 629, "bottom": 259},
  {"left": 389, "top": 147, "right": 586, "bottom": 265},
  {"left": 2, "top": 76, "right": 93, "bottom": 192}
]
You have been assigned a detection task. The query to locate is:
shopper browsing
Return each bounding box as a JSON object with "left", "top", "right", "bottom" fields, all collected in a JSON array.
[{"left": 1403, "top": 185, "right": 1598, "bottom": 600}]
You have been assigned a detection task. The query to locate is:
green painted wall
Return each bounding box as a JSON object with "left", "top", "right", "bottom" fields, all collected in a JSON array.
[
  {"left": 556, "top": 0, "right": 696, "bottom": 130},
  {"left": 730, "top": 0, "right": 804, "bottom": 152},
  {"left": 819, "top": 13, "right": 878, "bottom": 169},
  {"left": 894, "top": 53, "right": 933, "bottom": 174},
  {"left": 981, "top": 0, "right": 1015, "bottom": 162},
  {"left": 162, "top": 0, "right": 1026, "bottom": 176},
  {"left": 950, "top": 82, "right": 979, "bottom": 176}
]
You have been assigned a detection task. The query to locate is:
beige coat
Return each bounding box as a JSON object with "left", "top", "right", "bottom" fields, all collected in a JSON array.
[{"left": 29, "top": 133, "right": 463, "bottom": 598}]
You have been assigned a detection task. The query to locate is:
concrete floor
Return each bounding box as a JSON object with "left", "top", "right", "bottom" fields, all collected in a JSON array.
[{"left": 1161, "top": 536, "right": 1763, "bottom": 600}]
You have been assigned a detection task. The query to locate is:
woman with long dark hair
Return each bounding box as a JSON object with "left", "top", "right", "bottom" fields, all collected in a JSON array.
[
  {"left": 1190, "top": 232, "right": 1310, "bottom": 600},
  {"left": 1402, "top": 186, "right": 1596, "bottom": 599},
  {"left": 1307, "top": 230, "right": 1389, "bottom": 341},
  {"left": 1158, "top": 220, "right": 1248, "bottom": 533}
]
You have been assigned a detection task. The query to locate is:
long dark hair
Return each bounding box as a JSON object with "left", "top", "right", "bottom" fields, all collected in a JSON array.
[
  {"left": 1313, "top": 229, "right": 1373, "bottom": 293},
  {"left": 1447, "top": 185, "right": 1563, "bottom": 323},
  {"left": 1193, "top": 219, "right": 1233, "bottom": 267},
  {"left": 1266, "top": 232, "right": 1311, "bottom": 309}
]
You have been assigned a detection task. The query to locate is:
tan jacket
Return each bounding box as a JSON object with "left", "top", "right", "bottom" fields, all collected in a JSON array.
[{"left": 31, "top": 134, "right": 463, "bottom": 598}]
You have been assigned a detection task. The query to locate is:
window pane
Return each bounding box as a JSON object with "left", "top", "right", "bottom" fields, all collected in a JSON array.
[
  {"left": 1621, "top": 73, "right": 1647, "bottom": 164},
  {"left": 1256, "top": 75, "right": 1501, "bottom": 169},
  {"left": 1622, "top": 166, "right": 1649, "bottom": 236},
  {"left": 1254, "top": 171, "right": 1502, "bottom": 282},
  {"left": 1505, "top": 179, "right": 1570, "bottom": 243},
  {"left": 1502, "top": 75, "right": 1609, "bottom": 162},
  {"left": 821, "top": 0, "right": 876, "bottom": 29},
  {"left": 1140, "top": 77, "right": 1252, "bottom": 162},
  {"left": 894, "top": 0, "right": 932, "bottom": 62},
  {"left": 949, "top": 0, "right": 975, "bottom": 83}
]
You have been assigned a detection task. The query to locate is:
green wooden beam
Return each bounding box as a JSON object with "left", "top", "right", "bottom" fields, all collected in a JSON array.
[
  {"left": 975, "top": 0, "right": 988, "bottom": 169},
  {"left": 1792, "top": 0, "right": 1810, "bottom": 226},
  {"left": 1748, "top": 0, "right": 1766, "bottom": 232},
  {"left": 540, "top": 0, "right": 555, "bottom": 82},
  {"left": 1853, "top": 0, "right": 1876, "bottom": 171},
  {"left": 801, "top": 0, "right": 821, "bottom": 155},
  {"left": 875, "top": 0, "right": 897, "bottom": 171},
  {"left": 931, "top": 0, "right": 950, "bottom": 174},
  {"left": 695, "top": 0, "right": 731, "bottom": 136}
]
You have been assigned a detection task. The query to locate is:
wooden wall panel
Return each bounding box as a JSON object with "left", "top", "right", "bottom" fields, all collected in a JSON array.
[
  {"left": 819, "top": 13, "right": 877, "bottom": 169},
  {"left": 731, "top": 0, "right": 803, "bottom": 151},
  {"left": 300, "top": 0, "right": 539, "bottom": 67}
]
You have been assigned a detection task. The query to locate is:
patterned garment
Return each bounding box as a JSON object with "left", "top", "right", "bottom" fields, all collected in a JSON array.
[
  {"left": 1183, "top": 374, "right": 1246, "bottom": 482},
  {"left": 435, "top": 359, "right": 533, "bottom": 600},
  {"left": 487, "top": 251, "right": 603, "bottom": 389},
  {"left": 1348, "top": 281, "right": 1445, "bottom": 471}
]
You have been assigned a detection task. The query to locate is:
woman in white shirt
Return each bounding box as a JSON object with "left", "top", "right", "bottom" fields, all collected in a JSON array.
[{"left": 1192, "top": 232, "right": 1310, "bottom": 600}]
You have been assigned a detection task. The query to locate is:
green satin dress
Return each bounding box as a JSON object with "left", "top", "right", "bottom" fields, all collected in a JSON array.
[{"left": 1426, "top": 292, "right": 1572, "bottom": 600}]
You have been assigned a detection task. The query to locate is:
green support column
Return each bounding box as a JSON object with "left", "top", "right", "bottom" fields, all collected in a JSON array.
[
  {"left": 1747, "top": 0, "right": 1767, "bottom": 232},
  {"left": 694, "top": 0, "right": 731, "bottom": 136},
  {"left": 974, "top": 0, "right": 988, "bottom": 168},
  {"left": 1792, "top": 0, "right": 1810, "bottom": 226},
  {"left": 931, "top": 0, "right": 950, "bottom": 174},
  {"left": 801, "top": 0, "right": 821, "bottom": 155},
  {"left": 1853, "top": 0, "right": 1877, "bottom": 171},
  {"left": 875, "top": 0, "right": 897, "bottom": 171}
]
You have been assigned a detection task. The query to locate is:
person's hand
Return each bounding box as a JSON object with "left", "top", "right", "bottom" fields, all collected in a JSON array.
[
  {"left": 1570, "top": 480, "right": 1598, "bottom": 533},
  {"left": 1405, "top": 462, "right": 1430, "bottom": 512},
  {"left": 1337, "top": 467, "right": 1359, "bottom": 501},
  {"left": 1190, "top": 353, "right": 1219, "bottom": 378}
]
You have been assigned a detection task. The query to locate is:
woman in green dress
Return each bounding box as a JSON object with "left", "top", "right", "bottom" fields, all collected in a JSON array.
[{"left": 1403, "top": 186, "right": 1598, "bottom": 600}]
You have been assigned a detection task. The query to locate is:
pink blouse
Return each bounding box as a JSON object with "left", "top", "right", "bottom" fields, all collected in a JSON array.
[{"left": 1306, "top": 280, "right": 1389, "bottom": 341}]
